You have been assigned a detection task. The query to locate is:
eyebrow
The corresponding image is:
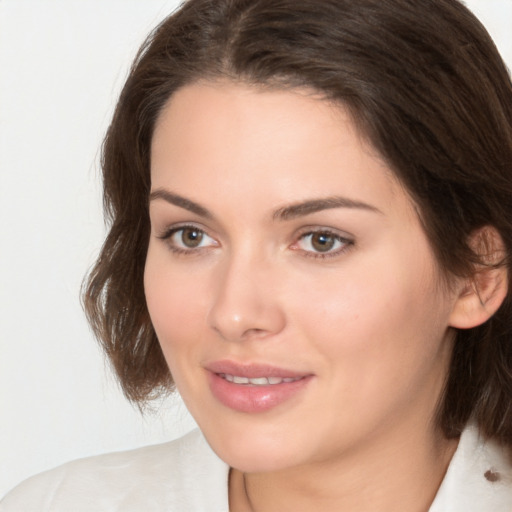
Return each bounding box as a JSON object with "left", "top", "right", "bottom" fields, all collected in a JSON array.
[
  {"left": 149, "top": 188, "right": 381, "bottom": 220},
  {"left": 273, "top": 196, "right": 382, "bottom": 220},
  {"left": 149, "top": 189, "right": 213, "bottom": 219}
]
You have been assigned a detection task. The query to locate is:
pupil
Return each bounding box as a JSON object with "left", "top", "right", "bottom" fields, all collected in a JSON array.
[
  {"left": 182, "top": 228, "right": 203, "bottom": 248},
  {"left": 312, "top": 233, "right": 335, "bottom": 252}
]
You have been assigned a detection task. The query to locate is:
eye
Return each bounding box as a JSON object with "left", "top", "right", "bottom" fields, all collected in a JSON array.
[
  {"left": 173, "top": 227, "right": 207, "bottom": 248},
  {"left": 293, "top": 230, "right": 353, "bottom": 258},
  {"left": 159, "top": 225, "right": 218, "bottom": 253}
]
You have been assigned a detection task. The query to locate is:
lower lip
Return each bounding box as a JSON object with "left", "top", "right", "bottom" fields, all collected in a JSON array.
[{"left": 208, "top": 372, "right": 312, "bottom": 413}]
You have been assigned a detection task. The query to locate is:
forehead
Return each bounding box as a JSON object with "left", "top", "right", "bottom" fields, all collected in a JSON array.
[{"left": 150, "top": 81, "right": 410, "bottom": 220}]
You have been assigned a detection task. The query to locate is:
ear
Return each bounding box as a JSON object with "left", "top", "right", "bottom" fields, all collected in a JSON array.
[{"left": 449, "top": 226, "right": 508, "bottom": 329}]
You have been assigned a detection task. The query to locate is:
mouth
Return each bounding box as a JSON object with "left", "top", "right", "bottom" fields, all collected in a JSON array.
[
  {"left": 205, "top": 360, "right": 313, "bottom": 413},
  {"left": 206, "top": 360, "right": 308, "bottom": 379},
  {"left": 218, "top": 374, "right": 303, "bottom": 386}
]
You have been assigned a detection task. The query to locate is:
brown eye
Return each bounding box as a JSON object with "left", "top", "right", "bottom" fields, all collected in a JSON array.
[
  {"left": 180, "top": 227, "right": 204, "bottom": 248},
  {"left": 294, "top": 230, "right": 352, "bottom": 258},
  {"left": 310, "top": 232, "right": 336, "bottom": 252},
  {"left": 162, "top": 226, "right": 217, "bottom": 252}
]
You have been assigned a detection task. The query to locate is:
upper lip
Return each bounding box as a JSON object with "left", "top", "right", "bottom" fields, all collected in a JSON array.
[{"left": 205, "top": 360, "right": 311, "bottom": 379}]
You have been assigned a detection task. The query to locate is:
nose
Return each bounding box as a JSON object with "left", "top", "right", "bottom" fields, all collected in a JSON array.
[{"left": 207, "top": 254, "right": 286, "bottom": 342}]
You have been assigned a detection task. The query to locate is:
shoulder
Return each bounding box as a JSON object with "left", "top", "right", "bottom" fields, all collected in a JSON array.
[
  {"left": 430, "top": 424, "right": 512, "bottom": 512},
  {"left": 0, "top": 429, "right": 229, "bottom": 512}
]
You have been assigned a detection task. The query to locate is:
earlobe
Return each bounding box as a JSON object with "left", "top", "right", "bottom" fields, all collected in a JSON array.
[{"left": 449, "top": 226, "right": 509, "bottom": 329}]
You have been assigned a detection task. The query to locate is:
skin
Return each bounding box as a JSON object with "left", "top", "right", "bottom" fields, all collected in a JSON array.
[{"left": 145, "top": 81, "right": 463, "bottom": 511}]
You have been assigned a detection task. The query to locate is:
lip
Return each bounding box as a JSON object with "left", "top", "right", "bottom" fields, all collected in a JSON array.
[{"left": 205, "top": 360, "right": 313, "bottom": 413}]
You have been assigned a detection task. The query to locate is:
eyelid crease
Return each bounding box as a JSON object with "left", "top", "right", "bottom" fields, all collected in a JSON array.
[
  {"left": 156, "top": 224, "right": 211, "bottom": 244},
  {"left": 293, "top": 225, "right": 355, "bottom": 244},
  {"left": 157, "top": 222, "right": 209, "bottom": 239}
]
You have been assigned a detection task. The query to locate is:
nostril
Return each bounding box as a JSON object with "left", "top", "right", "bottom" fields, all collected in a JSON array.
[{"left": 240, "top": 327, "right": 269, "bottom": 340}]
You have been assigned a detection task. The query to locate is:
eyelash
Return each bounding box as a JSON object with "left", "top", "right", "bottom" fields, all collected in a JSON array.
[
  {"left": 157, "top": 224, "right": 217, "bottom": 256},
  {"left": 292, "top": 229, "right": 354, "bottom": 260},
  {"left": 157, "top": 225, "right": 354, "bottom": 260}
]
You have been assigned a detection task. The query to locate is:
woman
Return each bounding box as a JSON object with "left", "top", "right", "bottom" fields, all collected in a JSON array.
[{"left": 2, "top": 0, "right": 512, "bottom": 510}]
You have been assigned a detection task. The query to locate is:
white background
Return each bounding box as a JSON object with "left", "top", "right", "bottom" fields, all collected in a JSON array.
[{"left": 1, "top": 0, "right": 511, "bottom": 498}]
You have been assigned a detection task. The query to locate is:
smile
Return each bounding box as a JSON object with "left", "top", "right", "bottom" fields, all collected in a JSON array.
[
  {"left": 219, "top": 374, "right": 303, "bottom": 386},
  {"left": 206, "top": 361, "right": 313, "bottom": 413}
]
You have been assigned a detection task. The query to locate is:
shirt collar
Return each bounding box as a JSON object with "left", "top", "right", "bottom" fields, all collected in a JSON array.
[{"left": 429, "top": 424, "right": 512, "bottom": 512}]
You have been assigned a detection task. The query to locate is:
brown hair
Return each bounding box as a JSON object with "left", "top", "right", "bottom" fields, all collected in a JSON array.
[{"left": 83, "top": 0, "right": 512, "bottom": 444}]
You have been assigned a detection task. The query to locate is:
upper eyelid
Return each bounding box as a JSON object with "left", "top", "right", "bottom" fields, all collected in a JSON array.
[
  {"left": 294, "top": 225, "right": 354, "bottom": 240},
  {"left": 294, "top": 230, "right": 353, "bottom": 247},
  {"left": 157, "top": 222, "right": 212, "bottom": 238},
  {"left": 151, "top": 213, "right": 228, "bottom": 239}
]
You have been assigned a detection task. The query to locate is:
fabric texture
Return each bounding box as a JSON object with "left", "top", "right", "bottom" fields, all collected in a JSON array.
[
  {"left": 0, "top": 429, "right": 229, "bottom": 512},
  {"left": 2, "top": 424, "right": 511, "bottom": 511}
]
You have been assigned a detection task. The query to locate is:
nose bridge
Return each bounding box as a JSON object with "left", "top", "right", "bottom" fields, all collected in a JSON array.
[{"left": 207, "top": 244, "right": 285, "bottom": 341}]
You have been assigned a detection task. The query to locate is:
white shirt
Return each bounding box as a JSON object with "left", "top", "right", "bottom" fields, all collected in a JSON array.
[{"left": 1, "top": 424, "right": 511, "bottom": 511}]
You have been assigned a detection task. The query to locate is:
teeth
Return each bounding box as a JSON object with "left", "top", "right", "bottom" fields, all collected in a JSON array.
[
  {"left": 221, "top": 374, "right": 301, "bottom": 386},
  {"left": 249, "top": 377, "right": 269, "bottom": 385}
]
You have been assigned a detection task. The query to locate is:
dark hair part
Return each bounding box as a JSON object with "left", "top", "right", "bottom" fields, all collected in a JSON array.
[{"left": 83, "top": 0, "right": 512, "bottom": 443}]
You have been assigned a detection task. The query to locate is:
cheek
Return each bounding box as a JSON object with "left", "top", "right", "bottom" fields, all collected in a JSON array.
[
  {"left": 286, "top": 261, "right": 453, "bottom": 441},
  {"left": 286, "top": 245, "right": 451, "bottom": 375},
  {"left": 144, "top": 247, "right": 210, "bottom": 356}
]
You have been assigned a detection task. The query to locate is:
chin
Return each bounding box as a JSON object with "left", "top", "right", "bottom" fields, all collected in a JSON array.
[
  {"left": 198, "top": 418, "right": 310, "bottom": 473},
  {"left": 216, "top": 442, "right": 301, "bottom": 474}
]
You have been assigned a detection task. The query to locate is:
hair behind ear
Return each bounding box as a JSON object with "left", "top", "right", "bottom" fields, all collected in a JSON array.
[{"left": 441, "top": 225, "right": 512, "bottom": 446}]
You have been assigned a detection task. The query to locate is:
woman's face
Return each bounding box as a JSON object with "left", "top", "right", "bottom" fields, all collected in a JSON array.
[{"left": 145, "top": 82, "right": 460, "bottom": 473}]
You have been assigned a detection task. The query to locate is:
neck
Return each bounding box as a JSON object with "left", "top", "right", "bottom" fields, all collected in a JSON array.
[{"left": 229, "top": 422, "right": 458, "bottom": 512}]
